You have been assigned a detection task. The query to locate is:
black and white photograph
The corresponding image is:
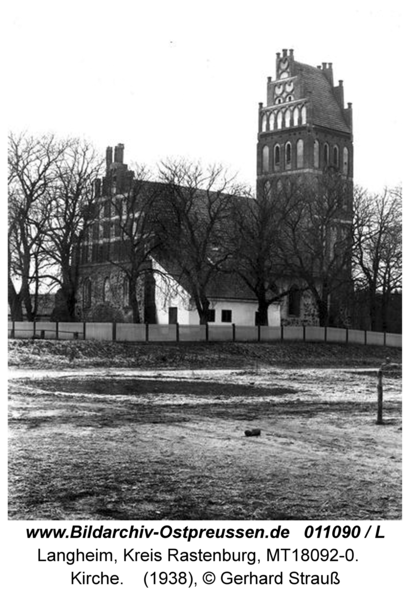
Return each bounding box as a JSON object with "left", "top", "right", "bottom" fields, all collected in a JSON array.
[{"left": 4, "top": 0, "right": 405, "bottom": 597}]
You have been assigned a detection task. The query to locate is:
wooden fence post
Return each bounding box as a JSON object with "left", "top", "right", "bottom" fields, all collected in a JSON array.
[
  {"left": 232, "top": 323, "right": 236, "bottom": 342},
  {"left": 376, "top": 367, "right": 383, "bottom": 424},
  {"left": 145, "top": 322, "right": 149, "bottom": 342},
  {"left": 176, "top": 322, "right": 179, "bottom": 342},
  {"left": 56, "top": 321, "right": 59, "bottom": 340},
  {"left": 83, "top": 321, "right": 86, "bottom": 340},
  {"left": 346, "top": 328, "right": 349, "bottom": 344},
  {"left": 112, "top": 321, "right": 117, "bottom": 342},
  {"left": 11, "top": 321, "right": 15, "bottom": 339},
  {"left": 205, "top": 322, "right": 209, "bottom": 342}
]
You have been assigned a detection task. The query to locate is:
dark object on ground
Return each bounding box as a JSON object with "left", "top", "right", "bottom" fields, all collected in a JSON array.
[{"left": 245, "top": 429, "right": 261, "bottom": 437}]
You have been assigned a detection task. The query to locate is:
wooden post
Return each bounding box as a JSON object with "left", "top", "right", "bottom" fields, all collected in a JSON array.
[
  {"left": 112, "top": 321, "right": 117, "bottom": 342},
  {"left": 83, "top": 321, "right": 86, "bottom": 340},
  {"left": 376, "top": 367, "right": 383, "bottom": 424},
  {"left": 324, "top": 326, "right": 327, "bottom": 342},
  {"left": 145, "top": 322, "right": 149, "bottom": 342},
  {"left": 303, "top": 325, "right": 306, "bottom": 342},
  {"left": 281, "top": 325, "right": 284, "bottom": 341},
  {"left": 176, "top": 322, "right": 179, "bottom": 342},
  {"left": 11, "top": 321, "right": 15, "bottom": 339},
  {"left": 346, "top": 327, "right": 349, "bottom": 344},
  {"left": 232, "top": 323, "right": 236, "bottom": 342},
  {"left": 56, "top": 321, "right": 59, "bottom": 340},
  {"left": 205, "top": 322, "right": 209, "bottom": 342},
  {"left": 364, "top": 329, "right": 367, "bottom": 346}
]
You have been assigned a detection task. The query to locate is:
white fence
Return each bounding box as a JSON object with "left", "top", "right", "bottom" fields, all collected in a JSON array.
[{"left": 7, "top": 321, "right": 402, "bottom": 348}]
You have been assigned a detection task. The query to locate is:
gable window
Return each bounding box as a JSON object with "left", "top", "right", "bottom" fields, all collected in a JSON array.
[{"left": 221, "top": 309, "right": 232, "bottom": 323}]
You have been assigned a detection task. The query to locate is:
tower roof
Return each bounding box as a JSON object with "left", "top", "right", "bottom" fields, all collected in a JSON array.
[{"left": 294, "top": 61, "right": 351, "bottom": 133}]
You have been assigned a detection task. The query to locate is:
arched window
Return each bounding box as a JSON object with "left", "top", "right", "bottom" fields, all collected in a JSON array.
[
  {"left": 263, "top": 180, "right": 272, "bottom": 199},
  {"left": 275, "top": 98, "right": 283, "bottom": 105},
  {"left": 314, "top": 140, "right": 320, "bottom": 168},
  {"left": 287, "top": 95, "right": 294, "bottom": 102},
  {"left": 103, "top": 277, "right": 110, "bottom": 303},
  {"left": 324, "top": 143, "right": 329, "bottom": 166},
  {"left": 83, "top": 279, "right": 92, "bottom": 309},
  {"left": 123, "top": 277, "right": 130, "bottom": 307},
  {"left": 333, "top": 145, "right": 339, "bottom": 168},
  {"left": 261, "top": 114, "right": 267, "bottom": 132},
  {"left": 285, "top": 142, "right": 292, "bottom": 169},
  {"left": 285, "top": 108, "right": 291, "bottom": 128},
  {"left": 301, "top": 106, "right": 307, "bottom": 124},
  {"left": 262, "top": 145, "right": 270, "bottom": 173},
  {"left": 293, "top": 106, "right": 299, "bottom": 126},
  {"left": 274, "top": 144, "right": 281, "bottom": 170},
  {"left": 296, "top": 139, "right": 304, "bottom": 168},
  {"left": 288, "top": 285, "right": 301, "bottom": 317},
  {"left": 343, "top": 147, "right": 349, "bottom": 175},
  {"left": 269, "top": 112, "right": 275, "bottom": 130},
  {"left": 277, "top": 111, "right": 283, "bottom": 129}
]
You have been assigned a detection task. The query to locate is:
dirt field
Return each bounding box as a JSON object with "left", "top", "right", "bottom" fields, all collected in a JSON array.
[{"left": 8, "top": 341, "right": 402, "bottom": 520}]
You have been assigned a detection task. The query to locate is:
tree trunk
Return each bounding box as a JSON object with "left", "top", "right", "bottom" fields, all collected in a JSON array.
[
  {"left": 129, "top": 282, "right": 141, "bottom": 323},
  {"left": 257, "top": 298, "right": 269, "bottom": 326},
  {"left": 8, "top": 277, "right": 23, "bottom": 321}
]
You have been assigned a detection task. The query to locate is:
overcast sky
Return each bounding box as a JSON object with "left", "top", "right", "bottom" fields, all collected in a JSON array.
[{"left": 5, "top": 0, "right": 404, "bottom": 192}]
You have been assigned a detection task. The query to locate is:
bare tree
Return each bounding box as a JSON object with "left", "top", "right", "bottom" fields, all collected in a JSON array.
[
  {"left": 8, "top": 132, "right": 68, "bottom": 321},
  {"left": 353, "top": 186, "right": 402, "bottom": 331},
  {"left": 155, "top": 159, "right": 242, "bottom": 324},
  {"left": 229, "top": 182, "right": 300, "bottom": 325},
  {"left": 42, "top": 139, "right": 104, "bottom": 320}
]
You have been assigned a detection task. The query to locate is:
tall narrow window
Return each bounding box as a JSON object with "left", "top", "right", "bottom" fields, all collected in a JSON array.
[
  {"left": 274, "top": 144, "right": 281, "bottom": 170},
  {"left": 343, "top": 147, "right": 349, "bottom": 175},
  {"left": 296, "top": 139, "right": 304, "bottom": 168},
  {"left": 285, "top": 108, "right": 291, "bottom": 128},
  {"left": 261, "top": 114, "right": 267, "bottom": 132},
  {"left": 293, "top": 106, "right": 299, "bottom": 126},
  {"left": 285, "top": 142, "right": 292, "bottom": 169},
  {"left": 269, "top": 112, "right": 275, "bottom": 130},
  {"left": 324, "top": 143, "right": 329, "bottom": 166},
  {"left": 301, "top": 106, "right": 307, "bottom": 124},
  {"left": 314, "top": 140, "right": 320, "bottom": 168},
  {"left": 262, "top": 145, "right": 270, "bottom": 173},
  {"left": 103, "top": 277, "right": 110, "bottom": 303},
  {"left": 263, "top": 180, "right": 272, "bottom": 199},
  {"left": 123, "top": 277, "right": 129, "bottom": 307},
  {"left": 333, "top": 145, "right": 339, "bottom": 168},
  {"left": 277, "top": 111, "right": 283, "bottom": 129},
  {"left": 83, "top": 279, "right": 92, "bottom": 309}
]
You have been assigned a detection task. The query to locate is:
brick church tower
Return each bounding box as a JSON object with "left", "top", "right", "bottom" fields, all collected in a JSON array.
[
  {"left": 256, "top": 50, "right": 354, "bottom": 326},
  {"left": 257, "top": 49, "right": 353, "bottom": 190}
]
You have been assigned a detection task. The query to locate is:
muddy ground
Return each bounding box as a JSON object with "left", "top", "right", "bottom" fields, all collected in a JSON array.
[{"left": 8, "top": 341, "right": 402, "bottom": 520}]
